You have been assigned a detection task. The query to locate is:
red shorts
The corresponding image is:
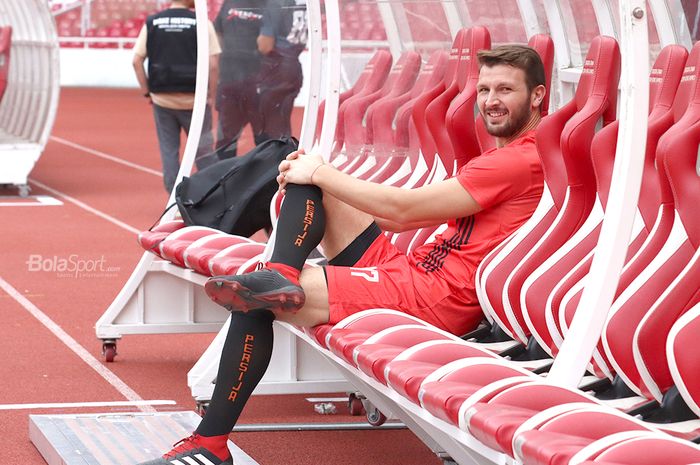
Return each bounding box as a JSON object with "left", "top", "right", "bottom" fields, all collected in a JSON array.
[{"left": 325, "top": 234, "right": 481, "bottom": 334}]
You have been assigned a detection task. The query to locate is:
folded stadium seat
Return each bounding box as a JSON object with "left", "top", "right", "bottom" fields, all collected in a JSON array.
[
  {"left": 352, "top": 325, "right": 456, "bottom": 380},
  {"left": 478, "top": 35, "right": 620, "bottom": 344},
  {"left": 314, "top": 50, "right": 393, "bottom": 150},
  {"left": 463, "top": 258, "right": 700, "bottom": 464},
  {"left": 475, "top": 33, "right": 555, "bottom": 154},
  {"left": 519, "top": 44, "right": 688, "bottom": 377},
  {"left": 183, "top": 234, "right": 254, "bottom": 276},
  {"left": 570, "top": 434, "right": 700, "bottom": 465},
  {"left": 512, "top": 408, "right": 664, "bottom": 465},
  {"left": 137, "top": 219, "right": 186, "bottom": 256},
  {"left": 338, "top": 52, "right": 422, "bottom": 176},
  {"left": 321, "top": 309, "right": 431, "bottom": 358},
  {"left": 208, "top": 242, "right": 267, "bottom": 276},
  {"left": 669, "top": 303, "right": 700, "bottom": 420},
  {"left": 330, "top": 50, "right": 393, "bottom": 159},
  {"left": 385, "top": 340, "right": 500, "bottom": 404},
  {"left": 158, "top": 226, "right": 221, "bottom": 267},
  {"left": 0, "top": 26, "right": 11, "bottom": 102}
]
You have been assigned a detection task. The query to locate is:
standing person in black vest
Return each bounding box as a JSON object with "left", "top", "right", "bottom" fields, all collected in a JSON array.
[
  {"left": 213, "top": 0, "right": 266, "bottom": 156},
  {"left": 255, "top": 0, "right": 307, "bottom": 143},
  {"left": 132, "top": 0, "right": 221, "bottom": 193}
]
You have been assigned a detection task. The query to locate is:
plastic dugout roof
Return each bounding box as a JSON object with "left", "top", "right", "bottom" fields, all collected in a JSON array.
[
  {"left": 309, "top": 0, "right": 697, "bottom": 114},
  {"left": 329, "top": 0, "right": 696, "bottom": 60}
]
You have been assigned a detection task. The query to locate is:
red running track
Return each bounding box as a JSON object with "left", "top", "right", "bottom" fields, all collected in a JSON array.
[{"left": 0, "top": 87, "right": 441, "bottom": 465}]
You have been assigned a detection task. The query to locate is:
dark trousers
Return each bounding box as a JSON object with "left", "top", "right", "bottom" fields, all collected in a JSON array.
[
  {"left": 216, "top": 77, "right": 261, "bottom": 155},
  {"left": 152, "top": 103, "right": 214, "bottom": 192},
  {"left": 256, "top": 56, "right": 303, "bottom": 141}
]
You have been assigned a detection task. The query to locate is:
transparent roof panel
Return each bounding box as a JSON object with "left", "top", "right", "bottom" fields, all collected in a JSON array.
[
  {"left": 559, "top": 0, "right": 600, "bottom": 64},
  {"left": 680, "top": 0, "right": 699, "bottom": 42},
  {"left": 397, "top": 0, "right": 452, "bottom": 52},
  {"left": 341, "top": 0, "right": 387, "bottom": 41},
  {"left": 465, "top": 0, "right": 527, "bottom": 44},
  {"left": 645, "top": 1, "right": 662, "bottom": 61},
  {"left": 607, "top": 0, "right": 662, "bottom": 61}
]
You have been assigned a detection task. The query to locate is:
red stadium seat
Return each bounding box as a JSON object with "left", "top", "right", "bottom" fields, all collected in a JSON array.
[
  {"left": 388, "top": 28, "right": 480, "bottom": 253},
  {"left": 340, "top": 51, "right": 421, "bottom": 173},
  {"left": 409, "top": 29, "right": 467, "bottom": 184},
  {"left": 330, "top": 50, "right": 393, "bottom": 155},
  {"left": 557, "top": 45, "right": 695, "bottom": 352},
  {"left": 315, "top": 50, "right": 392, "bottom": 149},
  {"left": 137, "top": 220, "right": 186, "bottom": 256},
  {"left": 385, "top": 340, "right": 498, "bottom": 404},
  {"left": 393, "top": 49, "right": 449, "bottom": 156},
  {"left": 364, "top": 51, "right": 424, "bottom": 155},
  {"left": 352, "top": 325, "right": 453, "bottom": 382},
  {"left": 183, "top": 234, "right": 254, "bottom": 276},
  {"left": 579, "top": 435, "right": 700, "bottom": 465},
  {"left": 443, "top": 26, "right": 491, "bottom": 169},
  {"left": 513, "top": 407, "right": 656, "bottom": 464},
  {"left": 424, "top": 26, "right": 490, "bottom": 175},
  {"left": 668, "top": 303, "right": 700, "bottom": 419},
  {"left": 521, "top": 44, "right": 688, "bottom": 376},
  {"left": 208, "top": 242, "right": 267, "bottom": 276},
  {"left": 324, "top": 309, "right": 429, "bottom": 358},
  {"left": 158, "top": 226, "right": 221, "bottom": 267},
  {"left": 463, "top": 44, "right": 700, "bottom": 464},
  {"left": 479, "top": 35, "right": 621, "bottom": 344},
  {"left": 0, "top": 26, "right": 11, "bottom": 102}
]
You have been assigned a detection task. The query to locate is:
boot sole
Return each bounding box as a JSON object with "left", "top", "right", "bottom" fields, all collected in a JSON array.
[{"left": 205, "top": 278, "right": 305, "bottom": 313}]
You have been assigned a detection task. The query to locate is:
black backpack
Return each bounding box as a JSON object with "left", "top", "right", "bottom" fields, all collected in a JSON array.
[{"left": 175, "top": 137, "right": 298, "bottom": 237}]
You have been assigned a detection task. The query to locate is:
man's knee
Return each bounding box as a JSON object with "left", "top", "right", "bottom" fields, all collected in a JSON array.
[{"left": 275, "top": 267, "right": 330, "bottom": 327}]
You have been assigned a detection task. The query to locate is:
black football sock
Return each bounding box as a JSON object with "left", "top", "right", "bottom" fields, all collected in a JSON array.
[
  {"left": 269, "top": 183, "right": 326, "bottom": 271},
  {"left": 196, "top": 310, "right": 275, "bottom": 436}
]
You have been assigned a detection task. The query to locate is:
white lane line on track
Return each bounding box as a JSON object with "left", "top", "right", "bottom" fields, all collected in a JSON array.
[
  {"left": 0, "top": 400, "right": 176, "bottom": 411},
  {"left": 29, "top": 179, "right": 141, "bottom": 235},
  {"left": 50, "top": 136, "right": 163, "bottom": 177},
  {"left": 0, "top": 277, "right": 157, "bottom": 413}
]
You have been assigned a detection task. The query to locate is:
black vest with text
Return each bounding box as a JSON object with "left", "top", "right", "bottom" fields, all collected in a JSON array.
[{"left": 146, "top": 8, "right": 197, "bottom": 93}]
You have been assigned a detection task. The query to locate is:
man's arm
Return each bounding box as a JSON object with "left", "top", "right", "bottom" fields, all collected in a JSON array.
[
  {"left": 132, "top": 25, "right": 150, "bottom": 96},
  {"left": 208, "top": 53, "right": 219, "bottom": 106},
  {"left": 279, "top": 152, "right": 483, "bottom": 226},
  {"left": 257, "top": 34, "right": 275, "bottom": 55},
  {"left": 132, "top": 54, "right": 149, "bottom": 96},
  {"left": 374, "top": 217, "right": 444, "bottom": 233},
  {"left": 208, "top": 22, "right": 221, "bottom": 106},
  {"left": 257, "top": 1, "right": 278, "bottom": 55}
]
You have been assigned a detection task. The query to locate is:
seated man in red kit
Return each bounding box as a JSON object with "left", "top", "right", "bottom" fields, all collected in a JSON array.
[{"left": 139, "top": 44, "right": 546, "bottom": 465}]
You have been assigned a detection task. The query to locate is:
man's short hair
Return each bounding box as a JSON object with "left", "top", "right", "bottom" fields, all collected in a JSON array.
[{"left": 477, "top": 45, "right": 546, "bottom": 92}]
